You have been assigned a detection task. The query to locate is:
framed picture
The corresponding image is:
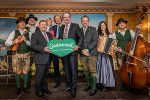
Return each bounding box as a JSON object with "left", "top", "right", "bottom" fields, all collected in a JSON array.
[
  {"left": 0, "top": 17, "right": 17, "bottom": 56},
  {"left": 0, "top": 17, "right": 17, "bottom": 77}
]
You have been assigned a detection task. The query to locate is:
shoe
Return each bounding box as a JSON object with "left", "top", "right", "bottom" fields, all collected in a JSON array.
[
  {"left": 36, "top": 91, "right": 45, "bottom": 97},
  {"left": 15, "top": 88, "right": 21, "bottom": 95},
  {"left": 70, "top": 90, "right": 76, "bottom": 98},
  {"left": 53, "top": 83, "right": 60, "bottom": 88},
  {"left": 89, "top": 89, "right": 97, "bottom": 96},
  {"left": 42, "top": 89, "right": 52, "bottom": 95},
  {"left": 120, "top": 87, "right": 126, "bottom": 91},
  {"left": 23, "top": 88, "right": 29, "bottom": 94},
  {"left": 120, "top": 82, "right": 126, "bottom": 91},
  {"left": 27, "top": 80, "right": 31, "bottom": 89},
  {"left": 63, "top": 87, "right": 71, "bottom": 92},
  {"left": 83, "top": 85, "right": 91, "bottom": 92},
  {"left": 120, "top": 85, "right": 126, "bottom": 91}
]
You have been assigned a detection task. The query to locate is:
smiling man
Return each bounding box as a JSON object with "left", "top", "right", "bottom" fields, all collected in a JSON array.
[
  {"left": 59, "top": 11, "right": 82, "bottom": 98},
  {"left": 49, "top": 15, "right": 64, "bottom": 88},
  {"left": 5, "top": 17, "right": 30, "bottom": 95},
  {"left": 31, "top": 20, "right": 53, "bottom": 97},
  {"left": 109, "top": 18, "right": 142, "bottom": 91},
  {"left": 80, "top": 15, "right": 98, "bottom": 96}
]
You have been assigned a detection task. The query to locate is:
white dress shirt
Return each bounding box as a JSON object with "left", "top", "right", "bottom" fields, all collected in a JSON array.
[
  {"left": 83, "top": 27, "right": 87, "bottom": 35},
  {"left": 41, "top": 31, "right": 49, "bottom": 42},
  {"left": 109, "top": 28, "right": 135, "bottom": 39},
  {"left": 5, "top": 29, "right": 30, "bottom": 46},
  {"left": 27, "top": 25, "right": 37, "bottom": 40},
  {"left": 64, "top": 23, "right": 71, "bottom": 38}
]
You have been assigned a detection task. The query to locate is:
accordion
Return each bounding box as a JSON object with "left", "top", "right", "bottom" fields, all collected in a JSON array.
[{"left": 97, "top": 36, "right": 117, "bottom": 56}]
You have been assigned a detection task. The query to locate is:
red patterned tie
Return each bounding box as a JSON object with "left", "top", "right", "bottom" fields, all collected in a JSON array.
[
  {"left": 64, "top": 25, "right": 68, "bottom": 39},
  {"left": 43, "top": 32, "right": 48, "bottom": 42}
]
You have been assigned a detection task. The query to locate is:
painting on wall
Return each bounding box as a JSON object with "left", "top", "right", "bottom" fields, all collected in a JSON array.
[
  {"left": 27, "top": 14, "right": 106, "bottom": 29},
  {"left": 0, "top": 18, "right": 17, "bottom": 56},
  {"left": 0, "top": 18, "right": 17, "bottom": 78}
]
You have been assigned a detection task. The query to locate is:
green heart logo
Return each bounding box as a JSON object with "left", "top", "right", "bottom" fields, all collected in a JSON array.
[{"left": 47, "top": 38, "right": 76, "bottom": 57}]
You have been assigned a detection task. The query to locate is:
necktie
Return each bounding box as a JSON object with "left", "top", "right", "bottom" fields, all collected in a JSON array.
[
  {"left": 64, "top": 25, "right": 68, "bottom": 39},
  {"left": 43, "top": 32, "right": 48, "bottom": 43},
  {"left": 84, "top": 28, "right": 86, "bottom": 35},
  {"left": 56, "top": 25, "right": 60, "bottom": 39}
]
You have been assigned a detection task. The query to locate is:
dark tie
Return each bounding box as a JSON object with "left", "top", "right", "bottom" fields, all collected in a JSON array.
[
  {"left": 56, "top": 25, "right": 60, "bottom": 39},
  {"left": 43, "top": 32, "right": 48, "bottom": 43}
]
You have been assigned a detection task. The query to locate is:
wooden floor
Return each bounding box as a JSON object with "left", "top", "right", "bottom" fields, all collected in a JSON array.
[{"left": 0, "top": 75, "right": 150, "bottom": 100}]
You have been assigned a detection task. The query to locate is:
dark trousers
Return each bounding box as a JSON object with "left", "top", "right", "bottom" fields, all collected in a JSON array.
[
  {"left": 62, "top": 54, "right": 78, "bottom": 90},
  {"left": 50, "top": 54, "right": 60, "bottom": 85},
  {"left": 35, "top": 62, "right": 50, "bottom": 92}
]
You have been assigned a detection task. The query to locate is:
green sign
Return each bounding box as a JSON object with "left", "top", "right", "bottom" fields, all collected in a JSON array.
[{"left": 47, "top": 38, "right": 76, "bottom": 57}]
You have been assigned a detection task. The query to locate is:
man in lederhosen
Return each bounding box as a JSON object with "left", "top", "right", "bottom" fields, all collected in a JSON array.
[
  {"left": 5, "top": 17, "right": 30, "bottom": 95},
  {"left": 80, "top": 15, "right": 98, "bottom": 96},
  {"left": 109, "top": 18, "right": 142, "bottom": 90},
  {"left": 26, "top": 14, "right": 39, "bottom": 89}
]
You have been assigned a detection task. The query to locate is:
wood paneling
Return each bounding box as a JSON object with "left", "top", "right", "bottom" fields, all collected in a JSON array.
[{"left": 112, "top": 12, "right": 148, "bottom": 41}]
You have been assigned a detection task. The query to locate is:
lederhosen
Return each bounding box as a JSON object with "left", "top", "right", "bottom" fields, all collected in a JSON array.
[
  {"left": 12, "top": 30, "right": 30, "bottom": 73},
  {"left": 26, "top": 26, "right": 39, "bottom": 66}
]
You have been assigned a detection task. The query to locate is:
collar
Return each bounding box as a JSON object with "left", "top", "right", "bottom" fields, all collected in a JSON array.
[
  {"left": 65, "top": 23, "right": 71, "bottom": 27},
  {"left": 57, "top": 24, "right": 62, "bottom": 27},
  {"left": 27, "top": 24, "right": 36, "bottom": 28},
  {"left": 41, "top": 31, "right": 47, "bottom": 34},
  {"left": 18, "top": 28, "right": 26, "bottom": 33},
  {"left": 118, "top": 28, "right": 127, "bottom": 33},
  {"left": 82, "top": 26, "right": 88, "bottom": 29}
]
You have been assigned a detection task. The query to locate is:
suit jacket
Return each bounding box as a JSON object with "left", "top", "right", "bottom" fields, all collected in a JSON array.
[
  {"left": 80, "top": 26, "right": 98, "bottom": 56},
  {"left": 31, "top": 30, "right": 53, "bottom": 64},
  {"left": 52, "top": 25, "right": 64, "bottom": 38},
  {"left": 59, "top": 23, "right": 82, "bottom": 56}
]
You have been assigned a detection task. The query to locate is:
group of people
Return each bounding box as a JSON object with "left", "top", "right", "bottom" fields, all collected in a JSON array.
[{"left": 5, "top": 11, "right": 141, "bottom": 98}]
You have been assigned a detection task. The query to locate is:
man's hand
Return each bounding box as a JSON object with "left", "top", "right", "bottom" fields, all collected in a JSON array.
[
  {"left": 44, "top": 47, "right": 51, "bottom": 53},
  {"left": 22, "top": 36, "right": 27, "bottom": 42},
  {"left": 136, "top": 24, "right": 142, "bottom": 29},
  {"left": 82, "top": 49, "right": 90, "bottom": 56},
  {"left": 12, "top": 39, "right": 19, "bottom": 44},
  {"left": 118, "top": 47, "right": 123, "bottom": 52},
  {"left": 74, "top": 45, "right": 79, "bottom": 51},
  {"left": 59, "top": 39, "right": 62, "bottom": 41}
]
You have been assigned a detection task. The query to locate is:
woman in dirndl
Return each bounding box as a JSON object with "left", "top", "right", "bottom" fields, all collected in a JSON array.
[{"left": 96, "top": 21, "right": 116, "bottom": 90}]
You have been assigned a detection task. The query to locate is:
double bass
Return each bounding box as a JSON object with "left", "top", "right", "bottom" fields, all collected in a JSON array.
[{"left": 120, "top": 7, "right": 150, "bottom": 89}]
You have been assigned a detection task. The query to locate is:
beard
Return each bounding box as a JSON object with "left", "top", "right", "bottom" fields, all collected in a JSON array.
[
  {"left": 29, "top": 23, "right": 35, "bottom": 26},
  {"left": 119, "top": 26, "right": 126, "bottom": 30},
  {"left": 20, "top": 25, "right": 25, "bottom": 29}
]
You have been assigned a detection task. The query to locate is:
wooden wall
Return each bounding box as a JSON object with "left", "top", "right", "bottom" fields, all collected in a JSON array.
[{"left": 112, "top": 12, "right": 148, "bottom": 41}]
